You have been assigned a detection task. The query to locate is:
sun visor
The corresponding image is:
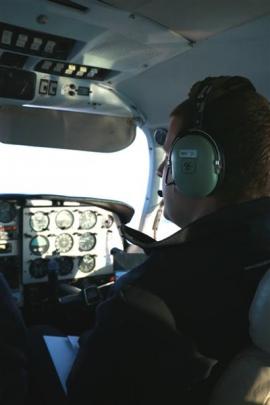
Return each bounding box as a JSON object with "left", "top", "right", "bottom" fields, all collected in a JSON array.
[{"left": 0, "top": 106, "right": 136, "bottom": 152}]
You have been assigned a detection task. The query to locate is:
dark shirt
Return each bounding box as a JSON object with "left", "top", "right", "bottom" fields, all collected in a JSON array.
[{"left": 67, "top": 198, "right": 270, "bottom": 404}]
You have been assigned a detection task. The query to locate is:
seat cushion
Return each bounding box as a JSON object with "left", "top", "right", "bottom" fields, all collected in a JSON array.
[{"left": 209, "top": 347, "right": 270, "bottom": 405}]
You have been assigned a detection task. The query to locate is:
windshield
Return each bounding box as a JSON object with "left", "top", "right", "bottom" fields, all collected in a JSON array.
[{"left": 0, "top": 127, "right": 149, "bottom": 229}]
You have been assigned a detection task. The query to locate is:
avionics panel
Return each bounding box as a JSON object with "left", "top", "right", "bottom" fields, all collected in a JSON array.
[
  {"left": 23, "top": 205, "right": 123, "bottom": 284},
  {"left": 0, "top": 200, "right": 22, "bottom": 305},
  {"left": 0, "top": 200, "right": 19, "bottom": 256}
]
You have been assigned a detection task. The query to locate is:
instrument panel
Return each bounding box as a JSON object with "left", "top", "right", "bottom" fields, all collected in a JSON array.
[
  {"left": 0, "top": 197, "right": 127, "bottom": 304},
  {"left": 23, "top": 204, "right": 122, "bottom": 284}
]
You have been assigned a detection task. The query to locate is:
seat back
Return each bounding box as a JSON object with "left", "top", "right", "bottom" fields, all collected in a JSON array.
[{"left": 209, "top": 269, "right": 270, "bottom": 405}]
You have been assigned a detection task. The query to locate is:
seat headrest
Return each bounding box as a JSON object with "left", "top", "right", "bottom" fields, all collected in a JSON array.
[{"left": 249, "top": 269, "right": 270, "bottom": 354}]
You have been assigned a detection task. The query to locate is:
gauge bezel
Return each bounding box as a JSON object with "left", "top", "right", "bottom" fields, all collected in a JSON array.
[
  {"left": 79, "top": 210, "right": 97, "bottom": 230},
  {"left": 103, "top": 214, "right": 114, "bottom": 229},
  {"left": 30, "top": 235, "right": 50, "bottom": 256},
  {"left": 0, "top": 201, "right": 16, "bottom": 224},
  {"left": 55, "top": 209, "right": 74, "bottom": 230},
  {"left": 58, "top": 256, "right": 73, "bottom": 276},
  {"left": 55, "top": 233, "right": 74, "bottom": 254},
  {"left": 79, "top": 254, "right": 96, "bottom": 273},
  {"left": 30, "top": 211, "right": 49, "bottom": 232},
  {"left": 79, "top": 232, "right": 96, "bottom": 252},
  {"left": 29, "top": 258, "right": 48, "bottom": 278}
]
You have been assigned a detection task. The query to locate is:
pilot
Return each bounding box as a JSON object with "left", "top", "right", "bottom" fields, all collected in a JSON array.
[
  {"left": 2, "top": 75, "right": 270, "bottom": 405},
  {"left": 67, "top": 76, "right": 270, "bottom": 404}
]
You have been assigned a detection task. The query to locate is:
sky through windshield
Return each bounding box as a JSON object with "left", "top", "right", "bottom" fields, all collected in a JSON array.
[{"left": 0, "top": 128, "right": 149, "bottom": 228}]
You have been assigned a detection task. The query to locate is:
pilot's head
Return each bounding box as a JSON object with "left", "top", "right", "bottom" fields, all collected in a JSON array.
[{"left": 157, "top": 76, "right": 270, "bottom": 228}]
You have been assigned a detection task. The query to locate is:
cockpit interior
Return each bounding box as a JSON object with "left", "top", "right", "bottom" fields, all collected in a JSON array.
[
  {"left": 1, "top": 0, "right": 270, "bottom": 333},
  {"left": 1, "top": 0, "right": 270, "bottom": 403}
]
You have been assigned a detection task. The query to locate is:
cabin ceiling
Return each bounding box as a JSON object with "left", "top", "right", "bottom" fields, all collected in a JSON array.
[
  {"left": 1, "top": 0, "right": 270, "bottom": 130},
  {"left": 99, "top": 0, "right": 270, "bottom": 41},
  {"left": 116, "top": 11, "right": 270, "bottom": 127}
]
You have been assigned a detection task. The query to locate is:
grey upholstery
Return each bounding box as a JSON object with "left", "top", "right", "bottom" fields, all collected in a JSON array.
[
  {"left": 209, "top": 269, "right": 270, "bottom": 405},
  {"left": 249, "top": 269, "right": 270, "bottom": 354}
]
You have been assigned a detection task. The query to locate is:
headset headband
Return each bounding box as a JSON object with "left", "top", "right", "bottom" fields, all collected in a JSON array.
[{"left": 193, "top": 84, "right": 213, "bottom": 129}]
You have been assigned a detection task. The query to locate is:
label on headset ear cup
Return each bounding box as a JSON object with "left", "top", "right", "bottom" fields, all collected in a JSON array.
[
  {"left": 181, "top": 157, "right": 197, "bottom": 174},
  {"left": 171, "top": 133, "right": 220, "bottom": 198}
]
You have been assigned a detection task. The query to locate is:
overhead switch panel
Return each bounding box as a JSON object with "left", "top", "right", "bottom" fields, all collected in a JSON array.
[{"left": 0, "top": 22, "right": 76, "bottom": 60}]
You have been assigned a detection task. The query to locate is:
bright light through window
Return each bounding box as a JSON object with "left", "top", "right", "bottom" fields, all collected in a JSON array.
[{"left": 0, "top": 128, "right": 149, "bottom": 228}]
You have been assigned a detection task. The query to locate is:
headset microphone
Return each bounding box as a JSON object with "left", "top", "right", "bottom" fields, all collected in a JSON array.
[{"left": 157, "top": 190, "right": 163, "bottom": 197}]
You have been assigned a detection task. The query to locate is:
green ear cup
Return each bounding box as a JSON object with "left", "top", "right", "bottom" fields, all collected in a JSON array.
[{"left": 171, "top": 131, "right": 222, "bottom": 198}]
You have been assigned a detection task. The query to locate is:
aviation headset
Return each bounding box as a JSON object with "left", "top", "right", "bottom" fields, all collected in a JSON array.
[{"left": 166, "top": 83, "right": 224, "bottom": 198}]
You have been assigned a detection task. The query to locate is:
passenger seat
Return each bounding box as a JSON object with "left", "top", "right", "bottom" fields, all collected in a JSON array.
[{"left": 209, "top": 269, "right": 270, "bottom": 404}]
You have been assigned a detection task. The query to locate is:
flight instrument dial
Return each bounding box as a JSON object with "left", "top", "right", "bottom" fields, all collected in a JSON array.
[
  {"left": 30, "top": 235, "right": 49, "bottom": 256},
  {"left": 79, "top": 232, "right": 96, "bottom": 252},
  {"left": 30, "top": 211, "right": 49, "bottom": 232},
  {"left": 79, "top": 254, "right": 96, "bottom": 273},
  {"left": 0, "top": 201, "right": 16, "bottom": 223},
  {"left": 55, "top": 233, "right": 73, "bottom": 254},
  {"left": 55, "top": 210, "right": 74, "bottom": 230},
  {"left": 79, "top": 210, "right": 97, "bottom": 230}
]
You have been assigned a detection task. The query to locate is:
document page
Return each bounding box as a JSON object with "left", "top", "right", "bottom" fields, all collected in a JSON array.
[{"left": 43, "top": 335, "right": 79, "bottom": 393}]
